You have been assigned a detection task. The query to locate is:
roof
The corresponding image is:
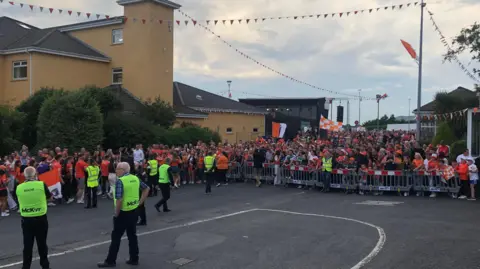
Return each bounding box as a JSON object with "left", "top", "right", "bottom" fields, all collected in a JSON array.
[
  {"left": 117, "top": 0, "right": 181, "bottom": 9},
  {"left": 413, "top": 86, "right": 476, "bottom": 113},
  {"left": 239, "top": 97, "right": 325, "bottom": 106},
  {"left": 174, "top": 105, "right": 208, "bottom": 118},
  {"left": 173, "top": 82, "right": 266, "bottom": 115},
  {"left": 0, "top": 17, "right": 110, "bottom": 62}
]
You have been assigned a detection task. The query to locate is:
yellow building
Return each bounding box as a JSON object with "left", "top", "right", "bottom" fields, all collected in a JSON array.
[
  {"left": 0, "top": 0, "right": 178, "bottom": 105},
  {"left": 174, "top": 82, "right": 266, "bottom": 143},
  {"left": 0, "top": 0, "right": 266, "bottom": 141}
]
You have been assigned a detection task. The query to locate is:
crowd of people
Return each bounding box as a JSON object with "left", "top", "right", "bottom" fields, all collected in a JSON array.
[{"left": 0, "top": 130, "right": 479, "bottom": 218}]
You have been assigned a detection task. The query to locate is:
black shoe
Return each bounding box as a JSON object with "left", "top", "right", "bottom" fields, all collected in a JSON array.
[
  {"left": 136, "top": 222, "right": 146, "bottom": 226},
  {"left": 154, "top": 205, "right": 161, "bottom": 212},
  {"left": 126, "top": 260, "right": 139, "bottom": 266},
  {"left": 97, "top": 262, "right": 116, "bottom": 268},
  {"left": 93, "top": 205, "right": 97, "bottom": 208},
  {"left": 85, "top": 206, "right": 91, "bottom": 209},
  {"left": 163, "top": 209, "right": 171, "bottom": 212}
]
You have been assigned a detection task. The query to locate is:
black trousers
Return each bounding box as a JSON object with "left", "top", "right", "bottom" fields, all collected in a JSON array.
[
  {"left": 147, "top": 175, "right": 158, "bottom": 196},
  {"left": 205, "top": 172, "right": 214, "bottom": 193},
  {"left": 137, "top": 203, "right": 146, "bottom": 224},
  {"left": 22, "top": 215, "right": 49, "bottom": 269},
  {"left": 106, "top": 210, "right": 139, "bottom": 264},
  {"left": 62, "top": 176, "right": 73, "bottom": 201},
  {"left": 101, "top": 176, "right": 109, "bottom": 194},
  {"left": 85, "top": 186, "right": 98, "bottom": 208},
  {"left": 217, "top": 169, "right": 227, "bottom": 184},
  {"left": 155, "top": 183, "right": 170, "bottom": 211}
]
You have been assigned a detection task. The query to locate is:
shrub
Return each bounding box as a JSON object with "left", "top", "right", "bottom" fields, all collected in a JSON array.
[
  {"left": 0, "top": 105, "right": 25, "bottom": 155},
  {"left": 432, "top": 121, "right": 457, "bottom": 146},
  {"left": 162, "top": 126, "right": 221, "bottom": 146},
  {"left": 450, "top": 140, "right": 467, "bottom": 162},
  {"left": 143, "top": 97, "right": 176, "bottom": 128},
  {"left": 37, "top": 91, "right": 103, "bottom": 151},
  {"left": 81, "top": 86, "right": 123, "bottom": 118},
  {"left": 16, "top": 87, "right": 64, "bottom": 148},
  {"left": 103, "top": 112, "right": 158, "bottom": 149}
]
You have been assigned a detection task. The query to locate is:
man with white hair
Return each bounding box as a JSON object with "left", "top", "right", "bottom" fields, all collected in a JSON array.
[
  {"left": 98, "top": 162, "right": 150, "bottom": 268},
  {"left": 16, "top": 166, "right": 53, "bottom": 269}
]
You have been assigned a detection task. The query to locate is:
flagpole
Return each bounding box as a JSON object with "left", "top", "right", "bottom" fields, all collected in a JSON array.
[{"left": 416, "top": 0, "right": 424, "bottom": 141}]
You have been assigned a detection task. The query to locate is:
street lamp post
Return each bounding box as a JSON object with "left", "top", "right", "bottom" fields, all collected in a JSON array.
[
  {"left": 408, "top": 97, "right": 411, "bottom": 131},
  {"left": 358, "top": 89, "right": 362, "bottom": 124},
  {"left": 227, "top": 80, "right": 232, "bottom": 98}
]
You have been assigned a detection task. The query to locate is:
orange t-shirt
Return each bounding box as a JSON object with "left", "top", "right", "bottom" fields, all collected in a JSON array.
[
  {"left": 456, "top": 163, "right": 469, "bottom": 181},
  {"left": 75, "top": 160, "right": 88, "bottom": 178},
  {"left": 412, "top": 159, "right": 423, "bottom": 169},
  {"left": 197, "top": 157, "right": 204, "bottom": 169},
  {"left": 100, "top": 160, "right": 110, "bottom": 177}
]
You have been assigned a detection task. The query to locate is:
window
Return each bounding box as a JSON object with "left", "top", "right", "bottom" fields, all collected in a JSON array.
[
  {"left": 226, "top": 127, "right": 233, "bottom": 134},
  {"left": 112, "top": 68, "right": 123, "bottom": 84},
  {"left": 12, "top": 61, "right": 27, "bottom": 80},
  {"left": 112, "top": 29, "right": 123, "bottom": 44},
  {"left": 253, "top": 128, "right": 259, "bottom": 133}
]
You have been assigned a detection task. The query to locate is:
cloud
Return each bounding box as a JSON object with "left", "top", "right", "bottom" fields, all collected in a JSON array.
[{"left": 1, "top": 0, "right": 479, "bottom": 121}]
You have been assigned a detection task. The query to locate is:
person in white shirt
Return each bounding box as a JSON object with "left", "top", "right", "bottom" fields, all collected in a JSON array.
[
  {"left": 133, "top": 144, "right": 144, "bottom": 173},
  {"left": 468, "top": 159, "right": 478, "bottom": 201},
  {"left": 456, "top": 149, "right": 474, "bottom": 164}
]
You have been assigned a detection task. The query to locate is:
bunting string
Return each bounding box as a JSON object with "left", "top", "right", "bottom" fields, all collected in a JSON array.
[
  {"left": 0, "top": 0, "right": 420, "bottom": 27},
  {"left": 426, "top": 7, "right": 480, "bottom": 84},
  {"left": 417, "top": 108, "right": 476, "bottom": 121},
  {"left": 178, "top": 9, "right": 376, "bottom": 100}
]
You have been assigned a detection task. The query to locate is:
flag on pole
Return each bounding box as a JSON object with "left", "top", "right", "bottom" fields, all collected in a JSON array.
[
  {"left": 320, "top": 116, "right": 343, "bottom": 132},
  {"left": 38, "top": 170, "right": 62, "bottom": 199},
  {"left": 400, "top": 39, "right": 417, "bottom": 60}
]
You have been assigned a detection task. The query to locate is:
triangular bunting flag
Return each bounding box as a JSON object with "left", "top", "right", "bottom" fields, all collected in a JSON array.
[
  {"left": 262, "top": 18, "right": 266, "bottom": 21},
  {"left": 384, "top": 7, "right": 388, "bottom": 10},
  {"left": 124, "top": 17, "right": 128, "bottom": 23},
  {"left": 294, "top": 16, "right": 298, "bottom": 19},
  {"left": 230, "top": 20, "right": 234, "bottom": 25},
  {"left": 324, "top": 14, "right": 328, "bottom": 18},
  {"left": 40, "top": 6, "right": 44, "bottom": 12},
  {"left": 106, "top": 15, "right": 110, "bottom": 19},
  {"left": 254, "top": 18, "right": 258, "bottom": 22},
  {"left": 377, "top": 8, "right": 380, "bottom": 11},
  {"left": 49, "top": 8, "right": 53, "bottom": 13},
  {"left": 77, "top": 11, "right": 81, "bottom": 16},
  {"left": 206, "top": 20, "right": 210, "bottom": 25},
  {"left": 86, "top": 13, "right": 91, "bottom": 18},
  {"left": 68, "top": 10, "right": 72, "bottom": 15},
  {"left": 176, "top": 20, "right": 180, "bottom": 25},
  {"left": 96, "top": 14, "right": 100, "bottom": 19},
  {"left": 369, "top": 9, "right": 373, "bottom": 13},
  {"left": 214, "top": 20, "right": 218, "bottom": 25},
  {"left": 301, "top": 16, "right": 305, "bottom": 19},
  {"left": 317, "top": 14, "right": 321, "bottom": 18},
  {"left": 392, "top": 5, "right": 396, "bottom": 10},
  {"left": 407, "top": 3, "right": 411, "bottom": 7},
  {"left": 354, "top": 11, "right": 358, "bottom": 14},
  {"left": 192, "top": 20, "right": 197, "bottom": 26},
  {"left": 132, "top": 18, "right": 137, "bottom": 22},
  {"left": 184, "top": 20, "right": 188, "bottom": 25},
  {"left": 8, "top": 1, "right": 13, "bottom": 5},
  {"left": 238, "top": 19, "right": 242, "bottom": 23},
  {"left": 339, "top": 13, "right": 343, "bottom": 17},
  {"left": 399, "top": 4, "right": 403, "bottom": 9},
  {"left": 347, "top": 12, "right": 350, "bottom": 16},
  {"left": 361, "top": 10, "right": 365, "bottom": 13},
  {"left": 142, "top": 19, "right": 146, "bottom": 24},
  {"left": 59, "top": 9, "right": 63, "bottom": 14},
  {"left": 332, "top": 13, "right": 335, "bottom": 17},
  {"left": 246, "top": 19, "right": 250, "bottom": 23},
  {"left": 29, "top": 5, "right": 34, "bottom": 10},
  {"left": 222, "top": 20, "right": 226, "bottom": 24},
  {"left": 414, "top": 2, "right": 418, "bottom": 5},
  {"left": 20, "top": 3, "right": 23, "bottom": 7}
]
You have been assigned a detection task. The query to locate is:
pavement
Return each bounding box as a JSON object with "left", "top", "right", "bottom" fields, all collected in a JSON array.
[{"left": 1, "top": 183, "right": 480, "bottom": 269}]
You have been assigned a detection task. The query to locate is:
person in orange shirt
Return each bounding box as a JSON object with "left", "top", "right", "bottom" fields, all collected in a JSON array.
[
  {"left": 74, "top": 156, "right": 88, "bottom": 204},
  {"left": 100, "top": 156, "right": 110, "bottom": 198},
  {"left": 215, "top": 152, "right": 229, "bottom": 187},
  {"left": 0, "top": 165, "right": 9, "bottom": 217},
  {"left": 456, "top": 159, "right": 469, "bottom": 199}
]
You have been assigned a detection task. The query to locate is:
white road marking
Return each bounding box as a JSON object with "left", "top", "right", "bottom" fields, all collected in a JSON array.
[
  {"left": 0, "top": 208, "right": 386, "bottom": 269},
  {"left": 355, "top": 200, "right": 404, "bottom": 206},
  {"left": 257, "top": 209, "right": 386, "bottom": 269},
  {"left": 0, "top": 209, "right": 258, "bottom": 268}
]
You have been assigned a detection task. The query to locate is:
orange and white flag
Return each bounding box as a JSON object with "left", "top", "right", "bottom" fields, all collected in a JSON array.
[{"left": 320, "top": 116, "right": 343, "bottom": 132}]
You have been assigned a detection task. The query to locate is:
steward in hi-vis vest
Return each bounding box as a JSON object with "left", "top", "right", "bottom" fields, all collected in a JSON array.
[
  {"left": 204, "top": 152, "right": 217, "bottom": 194},
  {"left": 321, "top": 151, "right": 333, "bottom": 193},
  {"left": 85, "top": 158, "right": 100, "bottom": 209},
  {"left": 147, "top": 155, "right": 159, "bottom": 197},
  {"left": 16, "top": 166, "right": 52, "bottom": 269},
  {"left": 154, "top": 158, "right": 173, "bottom": 213},
  {"left": 98, "top": 162, "right": 150, "bottom": 268}
]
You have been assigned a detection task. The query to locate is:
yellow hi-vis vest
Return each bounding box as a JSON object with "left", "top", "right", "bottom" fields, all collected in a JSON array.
[
  {"left": 86, "top": 165, "right": 100, "bottom": 188},
  {"left": 158, "top": 164, "right": 170, "bottom": 184},
  {"left": 114, "top": 174, "right": 140, "bottom": 211},
  {"left": 322, "top": 157, "right": 332, "bottom": 172},
  {"left": 16, "top": 181, "right": 48, "bottom": 217},
  {"left": 204, "top": 156, "right": 214, "bottom": 173},
  {"left": 148, "top": 159, "right": 158, "bottom": 176}
]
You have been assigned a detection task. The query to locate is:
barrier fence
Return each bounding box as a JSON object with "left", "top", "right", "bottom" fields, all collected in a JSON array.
[{"left": 225, "top": 161, "right": 464, "bottom": 196}]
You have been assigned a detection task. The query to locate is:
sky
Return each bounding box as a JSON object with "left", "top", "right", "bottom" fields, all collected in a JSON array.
[{"left": 1, "top": 0, "right": 479, "bottom": 124}]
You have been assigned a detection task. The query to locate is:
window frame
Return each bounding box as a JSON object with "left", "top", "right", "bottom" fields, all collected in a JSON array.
[
  {"left": 112, "top": 29, "right": 123, "bottom": 45},
  {"left": 252, "top": 127, "right": 259, "bottom": 133},
  {"left": 12, "top": 60, "right": 28, "bottom": 80},
  {"left": 112, "top": 68, "right": 123, "bottom": 85},
  {"left": 226, "top": 127, "right": 233, "bottom": 134}
]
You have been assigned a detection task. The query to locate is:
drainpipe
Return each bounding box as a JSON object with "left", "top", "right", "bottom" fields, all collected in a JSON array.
[{"left": 26, "top": 49, "right": 32, "bottom": 96}]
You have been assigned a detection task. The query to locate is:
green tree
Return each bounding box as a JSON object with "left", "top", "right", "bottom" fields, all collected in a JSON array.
[
  {"left": 432, "top": 122, "right": 457, "bottom": 146},
  {"left": 143, "top": 97, "right": 176, "bottom": 128},
  {"left": 37, "top": 91, "right": 103, "bottom": 151},
  {"left": 103, "top": 112, "right": 158, "bottom": 149},
  {"left": 81, "top": 86, "right": 123, "bottom": 118},
  {"left": 16, "top": 87, "right": 64, "bottom": 148},
  {"left": 0, "top": 105, "right": 25, "bottom": 155},
  {"left": 444, "top": 22, "right": 480, "bottom": 80}
]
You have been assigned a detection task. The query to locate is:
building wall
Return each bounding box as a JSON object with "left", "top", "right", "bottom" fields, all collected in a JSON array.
[
  {"left": 0, "top": 52, "right": 109, "bottom": 105},
  {"left": 176, "top": 113, "right": 265, "bottom": 143}
]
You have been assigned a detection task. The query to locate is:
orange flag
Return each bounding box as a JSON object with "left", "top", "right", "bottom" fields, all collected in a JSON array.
[
  {"left": 400, "top": 39, "right": 417, "bottom": 60},
  {"left": 38, "top": 170, "right": 61, "bottom": 187},
  {"left": 272, "top": 122, "right": 280, "bottom": 138}
]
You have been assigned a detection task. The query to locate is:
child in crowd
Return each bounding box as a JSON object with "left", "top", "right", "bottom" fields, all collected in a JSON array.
[{"left": 468, "top": 159, "right": 478, "bottom": 201}]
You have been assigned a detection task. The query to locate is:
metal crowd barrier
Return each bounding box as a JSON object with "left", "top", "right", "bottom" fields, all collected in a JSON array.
[
  {"left": 224, "top": 162, "right": 465, "bottom": 197},
  {"left": 412, "top": 171, "right": 461, "bottom": 195}
]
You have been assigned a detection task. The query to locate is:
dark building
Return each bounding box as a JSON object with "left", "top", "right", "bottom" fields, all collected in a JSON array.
[{"left": 239, "top": 97, "right": 328, "bottom": 139}]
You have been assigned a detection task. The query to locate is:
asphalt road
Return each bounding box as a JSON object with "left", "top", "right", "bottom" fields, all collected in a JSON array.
[{"left": 1, "top": 183, "right": 480, "bottom": 269}]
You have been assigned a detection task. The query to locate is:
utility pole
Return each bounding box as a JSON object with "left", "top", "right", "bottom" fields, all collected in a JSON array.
[
  {"left": 347, "top": 100, "right": 350, "bottom": 126},
  {"left": 358, "top": 89, "right": 362, "bottom": 124},
  {"left": 227, "top": 80, "right": 232, "bottom": 98},
  {"left": 416, "top": 0, "right": 425, "bottom": 140}
]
